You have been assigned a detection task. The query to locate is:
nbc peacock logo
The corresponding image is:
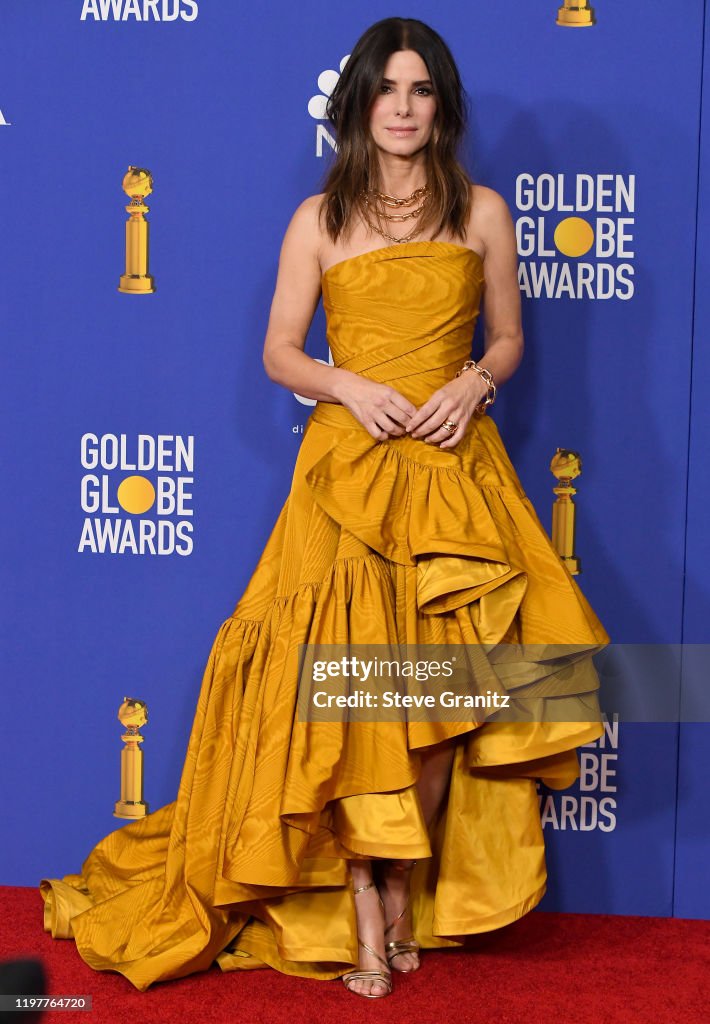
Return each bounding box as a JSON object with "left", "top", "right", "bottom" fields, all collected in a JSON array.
[
  {"left": 307, "top": 55, "right": 349, "bottom": 157},
  {"left": 78, "top": 433, "right": 194, "bottom": 556},
  {"left": 515, "top": 171, "right": 636, "bottom": 300}
]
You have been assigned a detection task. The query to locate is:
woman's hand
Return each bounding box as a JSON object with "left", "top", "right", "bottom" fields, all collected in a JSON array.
[
  {"left": 335, "top": 372, "right": 418, "bottom": 441},
  {"left": 405, "top": 372, "right": 488, "bottom": 450}
]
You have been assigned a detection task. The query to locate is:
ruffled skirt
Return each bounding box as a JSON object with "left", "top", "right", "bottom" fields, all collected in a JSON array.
[{"left": 40, "top": 404, "right": 609, "bottom": 991}]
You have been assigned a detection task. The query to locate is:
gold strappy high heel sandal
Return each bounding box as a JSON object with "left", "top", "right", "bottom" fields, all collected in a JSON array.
[
  {"left": 381, "top": 859, "right": 421, "bottom": 973},
  {"left": 341, "top": 880, "right": 393, "bottom": 999}
]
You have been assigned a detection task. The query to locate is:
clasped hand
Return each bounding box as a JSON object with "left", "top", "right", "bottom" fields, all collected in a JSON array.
[{"left": 340, "top": 372, "right": 488, "bottom": 450}]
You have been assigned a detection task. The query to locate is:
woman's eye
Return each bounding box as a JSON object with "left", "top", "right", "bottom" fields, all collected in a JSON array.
[{"left": 378, "top": 85, "right": 432, "bottom": 96}]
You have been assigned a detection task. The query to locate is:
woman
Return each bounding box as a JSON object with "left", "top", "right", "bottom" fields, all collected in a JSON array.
[{"left": 40, "top": 17, "right": 609, "bottom": 1000}]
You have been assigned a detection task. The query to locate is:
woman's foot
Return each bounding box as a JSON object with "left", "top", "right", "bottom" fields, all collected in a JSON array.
[
  {"left": 376, "top": 859, "right": 421, "bottom": 972},
  {"left": 342, "top": 867, "right": 392, "bottom": 999}
]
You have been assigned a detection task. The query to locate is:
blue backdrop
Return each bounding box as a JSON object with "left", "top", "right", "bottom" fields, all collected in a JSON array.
[{"left": 1, "top": 1, "right": 708, "bottom": 921}]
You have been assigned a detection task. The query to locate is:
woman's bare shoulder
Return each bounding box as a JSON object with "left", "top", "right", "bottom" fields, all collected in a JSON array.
[
  {"left": 467, "top": 183, "right": 515, "bottom": 258},
  {"left": 282, "top": 193, "right": 327, "bottom": 264},
  {"left": 469, "top": 183, "right": 514, "bottom": 225},
  {"left": 287, "top": 193, "right": 327, "bottom": 238},
  {"left": 469, "top": 182, "right": 514, "bottom": 218}
]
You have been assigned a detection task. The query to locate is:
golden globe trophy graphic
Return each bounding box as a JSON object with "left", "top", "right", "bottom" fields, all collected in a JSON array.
[
  {"left": 114, "top": 697, "right": 150, "bottom": 819},
  {"left": 550, "top": 448, "right": 582, "bottom": 575},
  {"left": 118, "top": 166, "right": 156, "bottom": 294},
  {"left": 556, "top": 1, "right": 596, "bottom": 26}
]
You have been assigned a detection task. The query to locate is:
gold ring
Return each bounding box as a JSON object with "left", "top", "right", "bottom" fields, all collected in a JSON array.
[{"left": 441, "top": 420, "right": 457, "bottom": 434}]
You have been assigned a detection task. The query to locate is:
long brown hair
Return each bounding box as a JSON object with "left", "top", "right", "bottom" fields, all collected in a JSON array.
[{"left": 321, "top": 17, "right": 473, "bottom": 244}]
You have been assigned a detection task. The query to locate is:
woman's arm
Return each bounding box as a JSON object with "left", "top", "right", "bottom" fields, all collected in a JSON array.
[
  {"left": 470, "top": 185, "right": 525, "bottom": 388},
  {"left": 262, "top": 196, "right": 350, "bottom": 404}
]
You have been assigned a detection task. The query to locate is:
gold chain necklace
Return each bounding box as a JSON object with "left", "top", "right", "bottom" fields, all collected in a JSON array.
[
  {"left": 361, "top": 195, "right": 427, "bottom": 223},
  {"left": 364, "top": 184, "right": 429, "bottom": 207},
  {"left": 364, "top": 218, "right": 426, "bottom": 244},
  {"left": 361, "top": 184, "right": 430, "bottom": 244}
]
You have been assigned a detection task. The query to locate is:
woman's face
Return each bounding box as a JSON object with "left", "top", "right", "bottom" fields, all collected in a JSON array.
[{"left": 367, "top": 49, "right": 437, "bottom": 158}]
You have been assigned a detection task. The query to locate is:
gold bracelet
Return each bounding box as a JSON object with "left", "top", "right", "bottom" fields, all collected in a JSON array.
[{"left": 455, "top": 360, "right": 497, "bottom": 414}]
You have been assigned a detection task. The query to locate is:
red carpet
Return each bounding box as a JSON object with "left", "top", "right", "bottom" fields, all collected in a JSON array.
[{"left": 1, "top": 886, "right": 708, "bottom": 1024}]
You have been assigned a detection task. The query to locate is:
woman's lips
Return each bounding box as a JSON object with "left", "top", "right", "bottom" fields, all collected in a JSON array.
[{"left": 386, "top": 127, "right": 418, "bottom": 136}]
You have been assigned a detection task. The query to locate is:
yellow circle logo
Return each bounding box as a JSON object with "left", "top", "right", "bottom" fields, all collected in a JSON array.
[
  {"left": 554, "top": 217, "right": 595, "bottom": 258},
  {"left": 117, "top": 475, "right": 156, "bottom": 515}
]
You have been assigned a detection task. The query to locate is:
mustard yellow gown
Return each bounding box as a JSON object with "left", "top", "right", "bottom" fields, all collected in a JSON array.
[{"left": 40, "top": 240, "right": 610, "bottom": 991}]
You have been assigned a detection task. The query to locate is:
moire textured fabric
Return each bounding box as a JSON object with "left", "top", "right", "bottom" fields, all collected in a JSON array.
[{"left": 40, "top": 240, "right": 610, "bottom": 991}]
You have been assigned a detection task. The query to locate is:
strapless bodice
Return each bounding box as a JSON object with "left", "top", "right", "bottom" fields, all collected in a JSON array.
[{"left": 320, "top": 241, "right": 485, "bottom": 407}]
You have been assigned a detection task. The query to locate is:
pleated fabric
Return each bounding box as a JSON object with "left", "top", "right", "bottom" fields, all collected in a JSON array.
[{"left": 40, "top": 241, "right": 610, "bottom": 991}]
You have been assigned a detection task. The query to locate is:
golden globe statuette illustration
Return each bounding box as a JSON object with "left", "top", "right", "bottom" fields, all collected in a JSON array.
[
  {"left": 556, "top": 1, "right": 596, "bottom": 26},
  {"left": 550, "top": 448, "right": 582, "bottom": 575},
  {"left": 118, "top": 167, "right": 156, "bottom": 294},
  {"left": 114, "top": 697, "right": 150, "bottom": 819}
]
